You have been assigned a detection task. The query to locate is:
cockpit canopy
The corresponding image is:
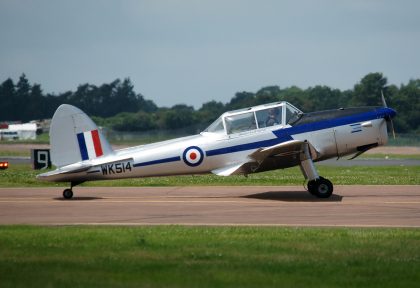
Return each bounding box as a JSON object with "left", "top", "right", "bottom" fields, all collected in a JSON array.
[{"left": 203, "top": 102, "right": 302, "bottom": 135}]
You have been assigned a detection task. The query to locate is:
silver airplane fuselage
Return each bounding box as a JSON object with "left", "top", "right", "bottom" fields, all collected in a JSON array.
[{"left": 38, "top": 102, "right": 396, "bottom": 186}]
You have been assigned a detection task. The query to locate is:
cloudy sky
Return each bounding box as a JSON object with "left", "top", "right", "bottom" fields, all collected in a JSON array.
[{"left": 0, "top": 0, "right": 419, "bottom": 107}]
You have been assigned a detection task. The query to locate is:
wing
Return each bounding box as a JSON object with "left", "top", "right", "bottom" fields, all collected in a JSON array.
[{"left": 211, "top": 140, "right": 319, "bottom": 176}]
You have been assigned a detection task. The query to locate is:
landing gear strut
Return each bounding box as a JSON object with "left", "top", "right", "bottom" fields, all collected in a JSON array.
[
  {"left": 299, "top": 142, "right": 334, "bottom": 198},
  {"left": 62, "top": 181, "right": 83, "bottom": 200}
]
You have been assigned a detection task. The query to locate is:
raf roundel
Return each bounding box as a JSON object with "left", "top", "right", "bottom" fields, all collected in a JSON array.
[{"left": 183, "top": 146, "right": 204, "bottom": 167}]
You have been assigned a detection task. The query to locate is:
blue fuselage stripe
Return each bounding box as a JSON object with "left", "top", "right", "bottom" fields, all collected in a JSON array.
[
  {"left": 130, "top": 107, "right": 392, "bottom": 167},
  {"left": 273, "top": 109, "right": 380, "bottom": 137},
  {"left": 77, "top": 133, "right": 89, "bottom": 161},
  {"left": 133, "top": 156, "right": 181, "bottom": 167},
  {"left": 206, "top": 108, "right": 384, "bottom": 157}
]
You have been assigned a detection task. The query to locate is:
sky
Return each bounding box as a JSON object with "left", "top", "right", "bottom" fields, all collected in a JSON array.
[{"left": 0, "top": 0, "right": 419, "bottom": 108}]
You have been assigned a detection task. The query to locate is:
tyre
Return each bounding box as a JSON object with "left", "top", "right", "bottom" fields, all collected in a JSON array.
[
  {"left": 310, "top": 177, "right": 333, "bottom": 198},
  {"left": 307, "top": 180, "right": 316, "bottom": 195},
  {"left": 63, "top": 189, "right": 73, "bottom": 199}
]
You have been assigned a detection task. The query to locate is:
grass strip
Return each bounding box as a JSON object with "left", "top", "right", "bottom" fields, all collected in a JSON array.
[
  {"left": 359, "top": 153, "right": 420, "bottom": 160},
  {"left": 0, "top": 151, "right": 31, "bottom": 157},
  {"left": 0, "top": 226, "right": 419, "bottom": 288},
  {"left": 1, "top": 164, "right": 419, "bottom": 187}
]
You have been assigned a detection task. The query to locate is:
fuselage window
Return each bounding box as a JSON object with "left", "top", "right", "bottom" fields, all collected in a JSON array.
[{"left": 225, "top": 112, "right": 256, "bottom": 134}]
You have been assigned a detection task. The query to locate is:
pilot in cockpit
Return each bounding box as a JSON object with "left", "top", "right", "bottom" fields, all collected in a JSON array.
[{"left": 265, "top": 108, "right": 280, "bottom": 127}]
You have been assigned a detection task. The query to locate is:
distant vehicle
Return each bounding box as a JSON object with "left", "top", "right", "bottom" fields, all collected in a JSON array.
[
  {"left": 0, "top": 131, "right": 19, "bottom": 140},
  {"left": 0, "top": 161, "right": 9, "bottom": 170},
  {"left": 38, "top": 100, "right": 396, "bottom": 199}
]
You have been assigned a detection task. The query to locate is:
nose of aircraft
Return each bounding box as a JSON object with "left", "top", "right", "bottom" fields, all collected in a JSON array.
[
  {"left": 385, "top": 107, "right": 397, "bottom": 119},
  {"left": 378, "top": 107, "right": 396, "bottom": 120}
]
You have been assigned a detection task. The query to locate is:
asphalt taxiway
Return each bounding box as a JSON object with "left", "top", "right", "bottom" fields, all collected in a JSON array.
[{"left": 1, "top": 185, "right": 419, "bottom": 227}]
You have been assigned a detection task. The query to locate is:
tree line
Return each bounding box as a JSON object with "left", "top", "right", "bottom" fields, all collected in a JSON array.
[{"left": 0, "top": 73, "right": 419, "bottom": 133}]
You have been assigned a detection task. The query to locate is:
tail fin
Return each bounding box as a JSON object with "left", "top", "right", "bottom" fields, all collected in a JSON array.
[{"left": 50, "top": 104, "right": 113, "bottom": 168}]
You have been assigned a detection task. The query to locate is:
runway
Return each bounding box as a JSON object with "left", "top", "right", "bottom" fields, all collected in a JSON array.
[{"left": 1, "top": 186, "right": 420, "bottom": 227}]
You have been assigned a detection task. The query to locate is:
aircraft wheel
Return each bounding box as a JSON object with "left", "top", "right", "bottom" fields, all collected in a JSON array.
[
  {"left": 307, "top": 180, "right": 316, "bottom": 195},
  {"left": 309, "top": 177, "right": 333, "bottom": 198},
  {"left": 63, "top": 189, "right": 73, "bottom": 199}
]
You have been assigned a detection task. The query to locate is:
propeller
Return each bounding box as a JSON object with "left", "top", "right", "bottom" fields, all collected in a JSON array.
[{"left": 381, "top": 90, "right": 396, "bottom": 139}]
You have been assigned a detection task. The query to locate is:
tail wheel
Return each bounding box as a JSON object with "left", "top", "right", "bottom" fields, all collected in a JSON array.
[
  {"left": 63, "top": 189, "right": 73, "bottom": 199},
  {"left": 308, "top": 177, "right": 333, "bottom": 198}
]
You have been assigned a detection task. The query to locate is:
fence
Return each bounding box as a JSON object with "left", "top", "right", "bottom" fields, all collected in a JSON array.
[{"left": 388, "top": 134, "right": 420, "bottom": 146}]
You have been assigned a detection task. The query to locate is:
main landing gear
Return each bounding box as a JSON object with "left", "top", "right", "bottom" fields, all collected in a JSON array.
[
  {"left": 63, "top": 188, "right": 73, "bottom": 199},
  {"left": 307, "top": 177, "right": 333, "bottom": 198},
  {"left": 62, "top": 181, "right": 83, "bottom": 199},
  {"left": 300, "top": 142, "right": 334, "bottom": 198}
]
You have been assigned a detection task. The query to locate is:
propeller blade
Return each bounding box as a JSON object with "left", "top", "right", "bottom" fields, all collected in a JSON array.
[
  {"left": 381, "top": 90, "right": 388, "bottom": 107},
  {"left": 390, "top": 118, "right": 396, "bottom": 139},
  {"left": 381, "top": 90, "right": 396, "bottom": 139}
]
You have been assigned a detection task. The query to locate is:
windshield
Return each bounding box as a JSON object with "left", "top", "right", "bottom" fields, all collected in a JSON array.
[
  {"left": 285, "top": 103, "right": 303, "bottom": 125},
  {"left": 204, "top": 117, "right": 225, "bottom": 133}
]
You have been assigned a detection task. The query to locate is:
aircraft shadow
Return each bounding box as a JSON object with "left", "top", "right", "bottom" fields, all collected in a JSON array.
[
  {"left": 243, "top": 191, "right": 343, "bottom": 202},
  {"left": 54, "top": 197, "right": 103, "bottom": 201}
]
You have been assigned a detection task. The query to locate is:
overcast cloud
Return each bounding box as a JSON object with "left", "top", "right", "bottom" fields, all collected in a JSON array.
[{"left": 0, "top": 0, "right": 419, "bottom": 107}]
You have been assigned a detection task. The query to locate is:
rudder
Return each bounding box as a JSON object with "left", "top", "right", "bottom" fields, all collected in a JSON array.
[{"left": 50, "top": 104, "right": 113, "bottom": 168}]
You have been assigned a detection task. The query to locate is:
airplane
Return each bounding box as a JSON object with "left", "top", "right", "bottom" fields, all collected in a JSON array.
[{"left": 37, "top": 98, "right": 396, "bottom": 199}]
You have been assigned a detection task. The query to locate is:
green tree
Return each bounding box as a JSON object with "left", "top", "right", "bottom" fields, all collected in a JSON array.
[
  {"left": 198, "top": 100, "right": 226, "bottom": 125},
  {"left": 70, "top": 83, "right": 94, "bottom": 113},
  {"left": 94, "top": 80, "right": 120, "bottom": 117},
  {"left": 278, "top": 86, "right": 306, "bottom": 111},
  {"left": 15, "top": 74, "right": 32, "bottom": 121},
  {"left": 112, "top": 78, "right": 139, "bottom": 114},
  {"left": 0, "top": 78, "right": 15, "bottom": 121},
  {"left": 352, "top": 72, "right": 387, "bottom": 106},
  {"left": 394, "top": 80, "right": 420, "bottom": 133},
  {"left": 304, "top": 86, "right": 343, "bottom": 112},
  {"left": 29, "top": 84, "right": 45, "bottom": 119},
  {"left": 109, "top": 111, "right": 157, "bottom": 131},
  {"left": 227, "top": 91, "right": 256, "bottom": 110},
  {"left": 160, "top": 105, "right": 196, "bottom": 129},
  {"left": 1, "top": 72, "right": 419, "bottom": 134},
  {"left": 255, "top": 86, "right": 281, "bottom": 105}
]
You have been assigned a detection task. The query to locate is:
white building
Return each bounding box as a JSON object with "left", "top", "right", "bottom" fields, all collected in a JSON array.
[{"left": 0, "top": 123, "right": 37, "bottom": 140}]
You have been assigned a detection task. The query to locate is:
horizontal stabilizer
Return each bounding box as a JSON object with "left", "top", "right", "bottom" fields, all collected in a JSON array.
[
  {"left": 37, "top": 157, "right": 134, "bottom": 181},
  {"left": 37, "top": 163, "right": 92, "bottom": 180}
]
